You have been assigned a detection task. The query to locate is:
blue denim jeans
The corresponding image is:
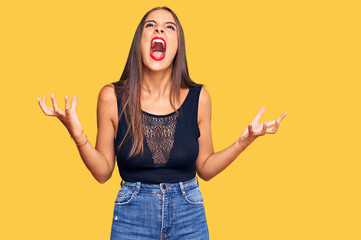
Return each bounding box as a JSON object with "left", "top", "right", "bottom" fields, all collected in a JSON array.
[{"left": 110, "top": 176, "right": 209, "bottom": 240}]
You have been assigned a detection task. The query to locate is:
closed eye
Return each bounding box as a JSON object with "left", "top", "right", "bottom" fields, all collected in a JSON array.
[
  {"left": 167, "top": 25, "right": 175, "bottom": 30},
  {"left": 145, "top": 23, "right": 154, "bottom": 28}
]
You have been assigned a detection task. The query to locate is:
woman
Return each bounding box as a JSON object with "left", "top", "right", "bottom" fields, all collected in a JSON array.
[{"left": 37, "top": 6, "right": 287, "bottom": 240}]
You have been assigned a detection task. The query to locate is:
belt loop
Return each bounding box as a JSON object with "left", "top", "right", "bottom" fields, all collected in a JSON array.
[
  {"left": 195, "top": 176, "right": 199, "bottom": 186},
  {"left": 179, "top": 181, "right": 186, "bottom": 196},
  {"left": 135, "top": 181, "right": 141, "bottom": 194}
]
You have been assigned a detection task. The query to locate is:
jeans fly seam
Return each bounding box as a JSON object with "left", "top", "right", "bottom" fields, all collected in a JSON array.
[
  {"left": 161, "top": 193, "right": 165, "bottom": 236},
  {"left": 164, "top": 193, "right": 174, "bottom": 237}
]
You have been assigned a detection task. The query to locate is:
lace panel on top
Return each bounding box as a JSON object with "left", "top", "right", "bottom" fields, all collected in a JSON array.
[{"left": 142, "top": 111, "right": 180, "bottom": 165}]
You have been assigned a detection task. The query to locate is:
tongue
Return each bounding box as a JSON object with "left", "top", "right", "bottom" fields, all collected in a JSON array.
[{"left": 151, "top": 51, "right": 164, "bottom": 58}]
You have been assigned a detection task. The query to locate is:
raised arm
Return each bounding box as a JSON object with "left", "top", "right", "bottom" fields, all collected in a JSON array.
[
  {"left": 37, "top": 84, "right": 117, "bottom": 183},
  {"left": 195, "top": 86, "right": 287, "bottom": 181}
]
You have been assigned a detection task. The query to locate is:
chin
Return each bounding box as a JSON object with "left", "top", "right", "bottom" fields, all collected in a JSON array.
[
  {"left": 144, "top": 64, "right": 172, "bottom": 73},
  {"left": 142, "top": 56, "right": 174, "bottom": 72}
]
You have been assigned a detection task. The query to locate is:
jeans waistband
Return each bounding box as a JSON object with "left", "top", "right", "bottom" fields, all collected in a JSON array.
[{"left": 120, "top": 176, "right": 200, "bottom": 194}]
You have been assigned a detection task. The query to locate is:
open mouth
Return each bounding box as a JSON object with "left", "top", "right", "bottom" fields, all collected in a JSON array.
[{"left": 150, "top": 37, "right": 166, "bottom": 61}]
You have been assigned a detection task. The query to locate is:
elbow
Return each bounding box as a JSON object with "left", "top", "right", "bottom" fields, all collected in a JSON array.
[
  {"left": 197, "top": 172, "right": 213, "bottom": 182},
  {"left": 97, "top": 179, "right": 108, "bottom": 184},
  {"left": 96, "top": 177, "right": 108, "bottom": 184},
  {"left": 203, "top": 176, "right": 213, "bottom": 182},
  {"left": 95, "top": 163, "right": 114, "bottom": 184},
  {"left": 95, "top": 172, "right": 112, "bottom": 184}
]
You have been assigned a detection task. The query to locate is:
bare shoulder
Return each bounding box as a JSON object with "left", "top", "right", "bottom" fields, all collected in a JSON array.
[
  {"left": 98, "top": 83, "right": 116, "bottom": 102},
  {"left": 97, "top": 84, "right": 118, "bottom": 126},
  {"left": 199, "top": 86, "right": 211, "bottom": 105},
  {"left": 198, "top": 85, "right": 212, "bottom": 124}
]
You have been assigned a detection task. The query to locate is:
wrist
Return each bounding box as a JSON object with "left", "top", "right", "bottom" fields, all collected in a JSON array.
[
  {"left": 238, "top": 135, "right": 254, "bottom": 148},
  {"left": 72, "top": 131, "right": 88, "bottom": 146}
]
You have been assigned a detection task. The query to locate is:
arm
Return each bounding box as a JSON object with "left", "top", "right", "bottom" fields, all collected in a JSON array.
[
  {"left": 195, "top": 87, "right": 249, "bottom": 181},
  {"left": 195, "top": 86, "right": 287, "bottom": 181},
  {"left": 74, "top": 84, "right": 117, "bottom": 183},
  {"left": 38, "top": 84, "right": 117, "bottom": 184}
]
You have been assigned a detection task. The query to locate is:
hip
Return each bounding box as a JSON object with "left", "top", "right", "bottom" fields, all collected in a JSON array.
[{"left": 110, "top": 176, "right": 209, "bottom": 239}]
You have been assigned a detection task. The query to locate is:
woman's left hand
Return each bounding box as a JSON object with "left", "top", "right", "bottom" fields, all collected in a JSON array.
[{"left": 239, "top": 107, "right": 288, "bottom": 144}]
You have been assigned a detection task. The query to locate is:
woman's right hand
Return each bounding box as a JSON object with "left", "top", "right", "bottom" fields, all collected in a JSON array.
[{"left": 37, "top": 94, "right": 84, "bottom": 142}]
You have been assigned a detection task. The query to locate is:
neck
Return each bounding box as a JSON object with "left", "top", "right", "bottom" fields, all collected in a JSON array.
[{"left": 141, "top": 66, "right": 173, "bottom": 97}]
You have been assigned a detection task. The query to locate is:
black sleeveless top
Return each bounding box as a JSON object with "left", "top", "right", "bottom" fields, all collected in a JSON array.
[{"left": 113, "top": 84, "right": 203, "bottom": 183}]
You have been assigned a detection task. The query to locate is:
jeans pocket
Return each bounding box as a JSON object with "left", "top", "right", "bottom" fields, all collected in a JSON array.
[
  {"left": 182, "top": 186, "right": 204, "bottom": 206},
  {"left": 115, "top": 186, "right": 138, "bottom": 206}
]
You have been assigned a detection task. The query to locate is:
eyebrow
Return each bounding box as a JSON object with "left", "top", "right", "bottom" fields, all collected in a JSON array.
[{"left": 145, "top": 20, "right": 176, "bottom": 26}]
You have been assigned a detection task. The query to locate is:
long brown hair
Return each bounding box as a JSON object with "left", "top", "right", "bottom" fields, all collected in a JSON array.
[{"left": 112, "top": 6, "right": 202, "bottom": 157}]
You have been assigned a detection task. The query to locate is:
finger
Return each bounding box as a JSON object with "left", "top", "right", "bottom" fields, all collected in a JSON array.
[
  {"left": 37, "top": 96, "right": 47, "bottom": 112},
  {"left": 267, "top": 117, "right": 281, "bottom": 128},
  {"left": 65, "top": 95, "right": 70, "bottom": 112},
  {"left": 267, "top": 111, "right": 287, "bottom": 128},
  {"left": 51, "top": 94, "right": 65, "bottom": 116},
  {"left": 270, "top": 112, "right": 287, "bottom": 129},
  {"left": 279, "top": 112, "right": 288, "bottom": 121},
  {"left": 38, "top": 96, "right": 56, "bottom": 116},
  {"left": 267, "top": 120, "right": 276, "bottom": 128},
  {"left": 71, "top": 96, "right": 78, "bottom": 112},
  {"left": 37, "top": 97, "right": 42, "bottom": 106},
  {"left": 266, "top": 119, "right": 279, "bottom": 134},
  {"left": 253, "top": 107, "right": 266, "bottom": 123},
  {"left": 261, "top": 122, "right": 267, "bottom": 135},
  {"left": 248, "top": 123, "right": 254, "bottom": 137}
]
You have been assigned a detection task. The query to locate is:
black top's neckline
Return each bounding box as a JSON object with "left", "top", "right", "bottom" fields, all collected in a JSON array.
[{"left": 141, "top": 88, "right": 191, "bottom": 118}]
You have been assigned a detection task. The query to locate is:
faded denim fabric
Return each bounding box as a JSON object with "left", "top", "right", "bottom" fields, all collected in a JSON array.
[{"left": 110, "top": 176, "right": 209, "bottom": 240}]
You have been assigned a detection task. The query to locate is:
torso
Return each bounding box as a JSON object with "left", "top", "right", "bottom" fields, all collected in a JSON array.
[{"left": 110, "top": 85, "right": 191, "bottom": 140}]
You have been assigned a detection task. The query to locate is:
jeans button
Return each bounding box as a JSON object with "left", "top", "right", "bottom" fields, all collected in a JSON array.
[{"left": 162, "top": 185, "right": 166, "bottom": 190}]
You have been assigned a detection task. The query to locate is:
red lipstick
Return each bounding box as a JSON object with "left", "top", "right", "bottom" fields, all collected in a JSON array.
[{"left": 150, "top": 36, "right": 166, "bottom": 61}]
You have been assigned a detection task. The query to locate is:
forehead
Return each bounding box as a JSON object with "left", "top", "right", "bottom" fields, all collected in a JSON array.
[{"left": 145, "top": 9, "right": 176, "bottom": 23}]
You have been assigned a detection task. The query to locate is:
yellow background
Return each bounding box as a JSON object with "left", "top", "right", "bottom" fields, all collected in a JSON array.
[{"left": 1, "top": 0, "right": 360, "bottom": 239}]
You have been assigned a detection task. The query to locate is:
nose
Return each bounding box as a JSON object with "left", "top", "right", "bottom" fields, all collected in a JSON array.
[{"left": 154, "top": 26, "right": 164, "bottom": 34}]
